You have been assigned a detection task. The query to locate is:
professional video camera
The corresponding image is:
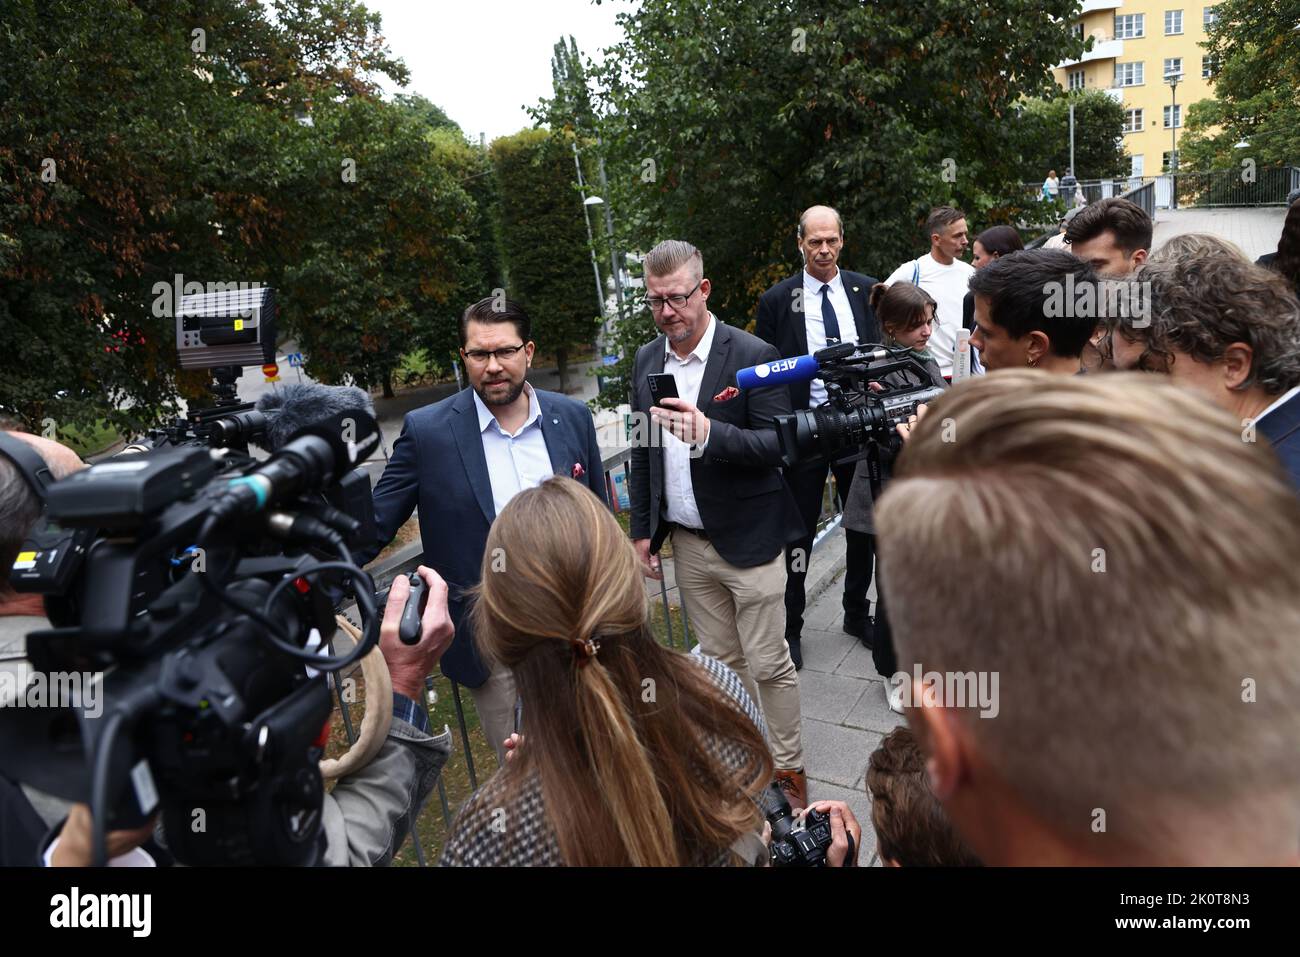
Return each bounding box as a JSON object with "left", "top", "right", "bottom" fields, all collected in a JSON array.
[
  {"left": 738, "top": 342, "right": 945, "bottom": 467},
  {"left": 757, "top": 782, "right": 845, "bottom": 867},
  {"left": 0, "top": 288, "right": 388, "bottom": 867}
]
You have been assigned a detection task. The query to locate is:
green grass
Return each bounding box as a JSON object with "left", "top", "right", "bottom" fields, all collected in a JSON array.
[{"left": 60, "top": 421, "right": 121, "bottom": 458}]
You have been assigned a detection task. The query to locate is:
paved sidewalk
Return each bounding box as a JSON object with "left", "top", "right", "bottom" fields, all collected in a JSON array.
[
  {"left": 1151, "top": 206, "right": 1286, "bottom": 260},
  {"left": 793, "top": 560, "right": 905, "bottom": 867}
]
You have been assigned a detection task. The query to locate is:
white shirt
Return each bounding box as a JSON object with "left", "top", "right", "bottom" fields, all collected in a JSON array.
[
  {"left": 884, "top": 253, "right": 975, "bottom": 376},
  {"left": 472, "top": 382, "right": 554, "bottom": 517},
  {"left": 1253, "top": 384, "right": 1300, "bottom": 426},
  {"left": 661, "top": 314, "right": 717, "bottom": 529},
  {"left": 802, "top": 268, "right": 857, "bottom": 407}
]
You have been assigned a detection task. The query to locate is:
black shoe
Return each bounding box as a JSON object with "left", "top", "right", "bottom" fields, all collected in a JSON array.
[
  {"left": 786, "top": 634, "right": 803, "bottom": 670},
  {"left": 843, "top": 614, "right": 874, "bottom": 650}
]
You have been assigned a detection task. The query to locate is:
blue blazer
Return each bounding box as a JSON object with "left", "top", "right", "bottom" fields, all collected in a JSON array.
[
  {"left": 1259, "top": 389, "right": 1300, "bottom": 493},
  {"left": 364, "top": 385, "right": 608, "bottom": 686}
]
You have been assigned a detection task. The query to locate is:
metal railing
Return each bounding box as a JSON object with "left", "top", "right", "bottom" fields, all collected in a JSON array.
[{"left": 1022, "top": 165, "right": 1298, "bottom": 211}]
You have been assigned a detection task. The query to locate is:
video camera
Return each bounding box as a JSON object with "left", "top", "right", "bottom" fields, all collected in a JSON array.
[
  {"left": 738, "top": 343, "right": 945, "bottom": 467},
  {"left": 1, "top": 289, "right": 387, "bottom": 867}
]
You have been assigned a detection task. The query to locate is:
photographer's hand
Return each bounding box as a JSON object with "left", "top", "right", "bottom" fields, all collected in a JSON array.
[
  {"left": 380, "top": 566, "right": 454, "bottom": 700},
  {"left": 49, "top": 803, "right": 155, "bottom": 867},
  {"left": 895, "top": 402, "right": 930, "bottom": 444},
  {"left": 802, "top": 800, "right": 862, "bottom": 867}
]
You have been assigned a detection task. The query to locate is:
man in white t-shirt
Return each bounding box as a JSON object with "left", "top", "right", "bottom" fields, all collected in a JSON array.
[{"left": 884, "top": 207, "right": 975, "bottom": 378}]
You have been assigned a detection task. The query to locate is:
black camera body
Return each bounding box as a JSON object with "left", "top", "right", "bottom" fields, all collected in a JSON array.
[
  {"left": 759, "top": 782, "right": 837, "bottom": 867},
  {"left": 773, "top": 342, "right": 946, "bottom": 467},
  {"left": 1, "top": 405, "right": 382, "bottom": 866}
]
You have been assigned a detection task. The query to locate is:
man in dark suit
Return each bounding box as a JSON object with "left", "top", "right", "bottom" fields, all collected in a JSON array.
[
  {"left": 629, "top": 239, "right": 809, "bottom": 808},
  {"left": 365, "top": 297, "right": 608, "bottom": 764},
  {"left": 755, "top": 206, "right": 881, "bottom": 662}
]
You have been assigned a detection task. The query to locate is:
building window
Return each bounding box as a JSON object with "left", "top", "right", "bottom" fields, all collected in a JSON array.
[
  {"left": 1202, "top": 55, "right": 1220, "bottom": 78},
  {"left": 1068, "top": 69, "right": 1086, "bottom": 90},
  {"left": 1115, "top": 62, "right": 1145, "bottom": 86},
  {"left": 1163, "top": 150, "right": 1180, "bottom": 172},
  {"left": 1165, "top": 10, "right": 1184, "bottom": 35},
  {"left": 1203, "top": 6, "right": 1218, "bottom": 28},
  {"left": 1163, "top": 104, "right": 1182, "bottom": 128},
  {"left": 1115, "top": 13, "right": 1146, "bottom": 39},
  {"left": 1164, "top": 57, "right": 1183, "bottom": 80},
  {"left": 1131, "top": 155, "right": 1145, "bottom": 177},
  {"left": 1123, "top": 108, "right": 1144, "bottom": 133},
  {"left": 1071, "top": 22, "right": 1084, "bottom": 40}
]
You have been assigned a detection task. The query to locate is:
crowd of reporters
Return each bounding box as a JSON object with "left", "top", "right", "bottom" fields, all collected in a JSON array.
[{"left": 2, "top": 186, "right": 1300, "bottom": 867}]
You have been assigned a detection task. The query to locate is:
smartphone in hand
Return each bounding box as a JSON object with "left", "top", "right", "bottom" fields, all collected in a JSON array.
[{"left": 647, "top": 373, "right": 679, "bottom": 408}]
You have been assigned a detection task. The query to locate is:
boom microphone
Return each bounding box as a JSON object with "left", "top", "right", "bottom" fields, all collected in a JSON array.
[{"left": 256, "top": 383, "right": 376, "bottom": 451}]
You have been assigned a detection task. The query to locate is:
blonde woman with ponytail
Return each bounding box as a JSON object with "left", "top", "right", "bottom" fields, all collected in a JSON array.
[{"left": 439, "top": 477, "right": 775, "bottom": 867}]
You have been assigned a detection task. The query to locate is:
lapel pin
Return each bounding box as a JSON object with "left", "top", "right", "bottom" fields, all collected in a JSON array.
[
  {"left": 853, "top": 286, "right": 860, "bottom": 292},
  {"left": 552, "top": 418, "right": 559, "bottom": 424}
]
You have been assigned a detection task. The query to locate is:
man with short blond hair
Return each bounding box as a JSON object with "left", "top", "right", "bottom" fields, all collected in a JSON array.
[
  {"left": 628, "top": 239, "right": 809, "bottom": 806},
  {"left": 876, "top": 371, "right": 1300, "bottom": 865}
]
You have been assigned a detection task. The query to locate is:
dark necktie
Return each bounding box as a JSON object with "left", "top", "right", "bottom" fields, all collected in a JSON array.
[{"left": 820, "top": 283, "right": 842, "bottom": 343}]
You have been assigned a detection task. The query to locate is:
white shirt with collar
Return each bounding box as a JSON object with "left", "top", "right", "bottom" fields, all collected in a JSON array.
[
  {"left": 802, "top": 267, "right": 857, "bottom": 408},
  {"left": 661, "top": 314, "right": 717, "bottom": 530},
  {"left": 472, "top": 382, "right": 554, "bottom": 517}
]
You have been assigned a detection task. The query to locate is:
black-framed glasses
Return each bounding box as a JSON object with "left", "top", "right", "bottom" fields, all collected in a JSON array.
[
  {"left": 462, "top": 344, "right": 525, "bottom": 364},
  {"left": 643, "top": 280, "right": 702, "bottom": 312}
]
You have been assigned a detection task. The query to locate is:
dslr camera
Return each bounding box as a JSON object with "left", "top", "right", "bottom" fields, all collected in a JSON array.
[{"left": 758, "top": 782, "right": 844, "bottom": 867}]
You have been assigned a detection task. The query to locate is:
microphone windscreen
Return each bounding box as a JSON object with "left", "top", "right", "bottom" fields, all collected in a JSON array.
[
  {"left": 256, "top": 382, "right": 376, "bottom": 450},
  {"left": 735, "top": 354, "right": 821, "bottom": 390}
]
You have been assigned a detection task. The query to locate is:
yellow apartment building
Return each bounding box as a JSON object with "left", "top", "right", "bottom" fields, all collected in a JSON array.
[{"left": 1052, "top": 0, "right": 1223, "bottom": 178}]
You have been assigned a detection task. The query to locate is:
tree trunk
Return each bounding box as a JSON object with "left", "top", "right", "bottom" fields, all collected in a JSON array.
[
  {"left": 556, "top": 346, "right": 569, "bottom": 394},
  {"left": 382, "top": 369, "right": 394, "bottom": 399}
]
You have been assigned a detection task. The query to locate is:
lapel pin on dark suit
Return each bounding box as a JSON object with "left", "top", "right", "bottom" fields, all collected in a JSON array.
[
  {"left": 572, "top": 462, "right": 585, "bottom": 479},
  {"left": 852, "top": 286, "right": 860, "bottom": 292}
]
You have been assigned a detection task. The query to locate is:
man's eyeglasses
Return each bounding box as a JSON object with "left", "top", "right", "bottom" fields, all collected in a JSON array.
[
  {"left": 643, "top": 280, "right": 702, "bottom": 312},
  {"left": 462, "top": 344, "right": 525, "bottom": 364}
]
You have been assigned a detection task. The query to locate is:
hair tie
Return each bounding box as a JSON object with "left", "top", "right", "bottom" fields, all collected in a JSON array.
[{"left": 571, "top": 636, "right": 602, "bottom": 667}]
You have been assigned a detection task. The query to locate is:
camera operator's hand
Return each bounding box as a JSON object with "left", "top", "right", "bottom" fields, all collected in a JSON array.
[
  {"left": 380, "top": 565, "right": 454, "bottom": 700},
  {"left": 49, "top": 803, "right": 156, "bottom": 867},
  {"left": 802, "top": 800, "right": 862, "bottom": 867},
  {"left": 633, "top": 538, "right": 662, "bottom": 580},
  {"left": 650, "top": 397, "right": 710, "bottom": 447},
  {"left": 895, "top": 402, "right": 930, "bottom": 444}
]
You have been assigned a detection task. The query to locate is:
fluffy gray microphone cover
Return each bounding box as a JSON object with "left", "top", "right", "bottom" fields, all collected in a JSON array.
[{"left": 255, "top": 382, "right": 376, "bottom": 450}]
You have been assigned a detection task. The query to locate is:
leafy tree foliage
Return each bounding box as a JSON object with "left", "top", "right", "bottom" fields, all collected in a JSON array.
[{"left": 587, "top": 0, "right": 1086, "bottom": 408}]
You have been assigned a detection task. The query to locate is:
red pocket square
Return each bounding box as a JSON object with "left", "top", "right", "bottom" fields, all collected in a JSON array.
[
  {"left": 571, "top": 462, "right": 585, "bottom": 479},
  {"left": 712, "top": 386, "right": 740, "bottom": 403}
]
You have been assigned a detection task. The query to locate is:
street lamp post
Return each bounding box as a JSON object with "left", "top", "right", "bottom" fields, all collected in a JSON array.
[
  {"left": 1166, "top": 69, "right": 1181, "bottom": 209},
  {"left": 572, "top": 143, "right": 607, "bottom": 329}
]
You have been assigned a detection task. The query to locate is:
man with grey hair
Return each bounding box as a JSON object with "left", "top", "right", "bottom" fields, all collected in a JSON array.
[
  {"left": 1107, "top": 256, "right": 1300, "bottom": 490},
  {"left": 877, "top": 371, "right": 1300, "bottom": 864},
  {"left": 628, "top": 239, "right": 810, "bottom": 807},
  {"left": 755, "top": 206, "right": 881, "bottom": 661}
]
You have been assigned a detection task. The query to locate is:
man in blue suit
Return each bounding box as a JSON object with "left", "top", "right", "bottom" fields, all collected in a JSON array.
[{"left": 362, "top": 297, "right": 608, "bottom": 764}]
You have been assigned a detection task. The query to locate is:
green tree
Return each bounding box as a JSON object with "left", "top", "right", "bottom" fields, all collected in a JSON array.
[
  {"left": 1014, "top": 89, "right": 1129, "bottom": 184},
  {"left": 490, "top": 128, "right": 601, "bottom": 394},
  {"left": 1180, "top": 0, "right": 1300, "bottom": 170},
  {"left": 587, "top": 0, "right": 1086, "bottom": 409},
  {"left": 281, "top": 97, "right": 478, "bottom": 397}
]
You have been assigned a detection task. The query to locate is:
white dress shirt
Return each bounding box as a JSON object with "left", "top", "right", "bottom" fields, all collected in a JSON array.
[
  {"left": 802, "top": 268, "right": 857, "bottom": 408},
  {"left": 661, "top": 314, "right": 717, "bottom": 529},
  {"left": 472, "top": 382, "right": 554, "bottom": 517}
]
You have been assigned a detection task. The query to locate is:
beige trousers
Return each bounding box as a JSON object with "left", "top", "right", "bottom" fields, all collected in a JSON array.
[
  {"left": 671, "top": 530, "right": 803, "bottom": 769},
  {"left": 468, "top": 662, "right": 518, "bottom": 768}
]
